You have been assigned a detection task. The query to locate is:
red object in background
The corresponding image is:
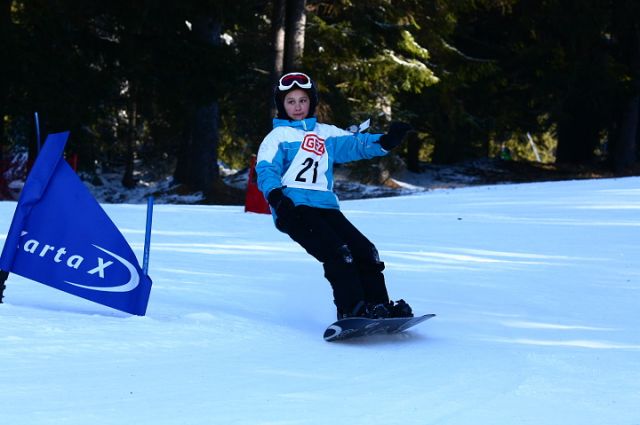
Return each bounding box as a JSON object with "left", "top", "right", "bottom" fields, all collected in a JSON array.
[
  {"left": 0, "top": 159, "right": 11, "bottom": 199},
  {"left": 1, "top": 149, "right": 79, "bottom": 200},
  {"left": 0, "top": 155, "right": 28, "bottom": 200},
  {"left": 244, "top": 155, "right": 271, "bottom": 214},
  {"left": 68, "top": 153, "right": 78, "bottom": 171}
]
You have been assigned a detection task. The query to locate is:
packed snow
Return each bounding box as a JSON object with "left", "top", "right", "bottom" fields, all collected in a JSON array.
[{"left": 1, "top": 177, "right": 639, "bottom": 425}]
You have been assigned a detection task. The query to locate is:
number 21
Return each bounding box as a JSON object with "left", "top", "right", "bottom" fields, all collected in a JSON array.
[{"left": 295, "top": 158, "right": 319, "bottom": 183}]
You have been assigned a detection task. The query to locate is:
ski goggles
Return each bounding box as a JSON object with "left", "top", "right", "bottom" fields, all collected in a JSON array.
[{"left": 278, "top": 72, "right": 312, "bottom": 91}]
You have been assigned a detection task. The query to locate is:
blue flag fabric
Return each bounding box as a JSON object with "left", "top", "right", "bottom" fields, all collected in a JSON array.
[{"left": 0, "top": 132, "right": 152, "bottom": 315}]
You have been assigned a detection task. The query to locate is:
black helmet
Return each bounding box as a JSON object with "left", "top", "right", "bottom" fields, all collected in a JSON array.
[{"left": 273, "top": 72, "right": 318, "bottom": 119}]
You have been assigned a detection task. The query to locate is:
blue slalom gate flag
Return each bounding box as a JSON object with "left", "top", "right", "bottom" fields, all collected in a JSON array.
[{"left": 0, "top": 131, "right": 152, "bottom": 315}]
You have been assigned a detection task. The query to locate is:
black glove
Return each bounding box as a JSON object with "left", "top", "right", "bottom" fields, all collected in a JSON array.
[
  {"left": 379, "top": 122, "right": 412, "bottom": 150},
  {"left": 267, "top": 187, "right": 295, "bottom": 220}
]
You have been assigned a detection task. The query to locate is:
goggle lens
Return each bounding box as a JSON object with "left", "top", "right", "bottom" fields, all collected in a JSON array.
[{"left": 278, "top": 73, "right": 312, "bottom": 90}]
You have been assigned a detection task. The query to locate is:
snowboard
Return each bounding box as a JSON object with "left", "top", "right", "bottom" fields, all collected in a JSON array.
[{"left": 323, "top": 314, "right": 436, "bottom": 342}]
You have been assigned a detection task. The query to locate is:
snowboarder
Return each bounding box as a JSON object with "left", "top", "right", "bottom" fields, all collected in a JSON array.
[{"left": 256, "top": 72, "right": 414, "bottom": 320}]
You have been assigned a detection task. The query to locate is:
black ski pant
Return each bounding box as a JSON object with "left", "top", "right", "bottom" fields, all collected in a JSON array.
[{"left": 277, "top": 205, "right": 390, "bottom": 316}]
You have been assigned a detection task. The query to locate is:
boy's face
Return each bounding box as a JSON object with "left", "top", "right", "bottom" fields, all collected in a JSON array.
[{"left": 283, "top": 89, "right": 310, "bottom": 121}]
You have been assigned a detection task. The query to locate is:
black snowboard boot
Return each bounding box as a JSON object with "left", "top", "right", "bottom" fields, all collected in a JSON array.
[
  {"left": 337, "top": 300, "right": 368, "bottom": 320},
  {"left": 367, "top": 302, "right": 391, "bottom": 319},
  {"left": 389, "top": 299, "right": 413, "bottom": 318}
]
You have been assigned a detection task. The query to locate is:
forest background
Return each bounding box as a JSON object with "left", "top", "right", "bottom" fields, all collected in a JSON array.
[{"left": 1, "top": 0, "right": 639, "bottom": 203}]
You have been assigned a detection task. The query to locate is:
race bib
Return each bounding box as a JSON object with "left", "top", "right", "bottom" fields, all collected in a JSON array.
[{"left": 282, "top": 133, "right": 330, "bottom": 191}]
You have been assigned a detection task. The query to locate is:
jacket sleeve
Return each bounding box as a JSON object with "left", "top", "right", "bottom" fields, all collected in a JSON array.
[
  {"left": 256, "top": 131, "right": 284, "bottom": 198},
  {"left": 327, "top": 126, "right": 387, "bottom": 164}
]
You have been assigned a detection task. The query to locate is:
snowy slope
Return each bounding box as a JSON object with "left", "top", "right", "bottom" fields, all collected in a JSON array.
[{"left": 1, "top": 177, "right": 639, "bottom": 425}]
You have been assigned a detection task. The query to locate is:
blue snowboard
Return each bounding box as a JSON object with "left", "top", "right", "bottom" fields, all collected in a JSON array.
[{"left": 323, "top": 314, "right": 436, "bottom": 342}]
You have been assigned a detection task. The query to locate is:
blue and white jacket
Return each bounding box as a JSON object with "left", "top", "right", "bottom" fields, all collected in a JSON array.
[{"left": 256, "top": 117, "right": 388, "bottom": 216}]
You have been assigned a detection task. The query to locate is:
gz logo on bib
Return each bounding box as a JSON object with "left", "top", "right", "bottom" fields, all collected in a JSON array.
[{"left": 301, "top": 134, "right": 325, "bottom": 156}]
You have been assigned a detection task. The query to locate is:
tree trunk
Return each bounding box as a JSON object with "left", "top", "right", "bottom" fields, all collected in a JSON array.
[
  {"left": 555, "top": 94, "right": 601, "bottom": 164},
  {"left": 284, "top": 0, "right": 306, "bottom": 72},
  {"left": 269, "top": 0, "right": 286, "bottom": 119},
  {"left": 272, "top": 0, "right": 286, "bottom": 82},
  {"left": 431, "top": 89, "right": 463, "bottom": 164},
  {"left": 405, "top": 131, "right": 421, "bottom": 172},
  {"left": 174, "top": 15, "right": 221, "bottom": 199},
  {"left": 269, "top": 0, "right": 306, "bottom": 120},
  {"left": 607, "top": 0, "right": 640, "bottom": 171},
  {"left": 555, "top": 62, "right": 604, "bottom": 165},
  {"left": 0, "top": 0, "right": 9, "bottom": 161},
  {"left": 612, "top": 94, "right": 639, "bottom": 172},
  {"left": 175, "top": 103, "right": 220, "bottom": 199},
  {"left": 122, "top": 97, "right": 137, "bottom": 189}
]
